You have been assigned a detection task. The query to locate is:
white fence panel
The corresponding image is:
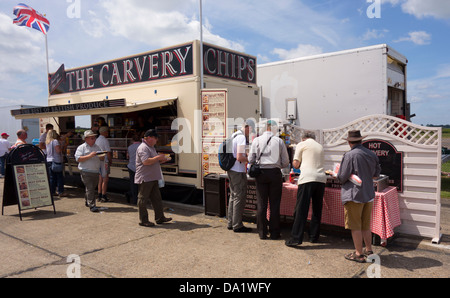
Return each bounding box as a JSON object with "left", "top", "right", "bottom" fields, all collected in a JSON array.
[{"left": 321, "top": 115, "right": 442, "bottom": 242}]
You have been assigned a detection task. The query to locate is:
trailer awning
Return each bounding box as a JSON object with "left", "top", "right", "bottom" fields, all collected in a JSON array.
[{"left": 11, "top": 97, "right": 177, "bottom": 119}]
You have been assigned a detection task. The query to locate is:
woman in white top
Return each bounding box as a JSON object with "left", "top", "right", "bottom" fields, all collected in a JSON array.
[{"left": 46, "top": 130, "right": 65, "bottom": 196}]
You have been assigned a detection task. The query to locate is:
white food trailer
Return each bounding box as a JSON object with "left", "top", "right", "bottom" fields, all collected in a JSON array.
[
  {"left": 11, "top": 40, "right": 260, "bottom": 202},
  {"left": 258, "top": 44, "right": 409, "bottom": 129}
]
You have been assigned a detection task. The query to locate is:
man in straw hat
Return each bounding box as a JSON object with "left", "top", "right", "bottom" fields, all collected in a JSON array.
[
  {"left": 337, "top": 130, "right": 381, "bottom": 263},
  {"left": 75, "top": 130, "right": 104, "bottom": 212}
]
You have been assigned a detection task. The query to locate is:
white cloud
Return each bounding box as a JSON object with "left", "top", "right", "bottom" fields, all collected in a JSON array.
[
  {"left": 435, "top": 64, "right": 450, "bottom": 79},
  {"left": 88, "top": 0, "right": 245, "bottom": 52},
  {"left": 272, "top": 44, "right": 323, "bottom": 60},
  {"left": 401, "top": 0, "right": 450, "bottom": 20},
  {"left": 0, "top": 11, "right": 59, "bottom": 107},
  {"left": 80, "top": 10, "right": 107, "bottom": 38},
  {"left": 408, "top": 64, "right": 450, "bottom": 103},
  {"left": 0, "top": 13, "right": 45, "bottom": 77},
  {"left": 362, "top": 29, "right": 389, "bottom": 41},
  {"left": 408, "top": 65, "right": 450, "bottom": 125},
  {"left": 383, "top": 0, "right": 450, "bottom": 20},
  {"left": 395, "top": 31, "right": 431, "bottom": 45}
]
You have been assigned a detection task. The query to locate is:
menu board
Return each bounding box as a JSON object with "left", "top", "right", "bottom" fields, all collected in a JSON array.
[
  {"left": 14, "top": 164, "right": 53, "bottom": 211},
  {"left": 201, "top": 89, "right": 227, "bottom": 182},
  {"left": 202, "top": 140, "right": 224, "bottom": 177},
  {"left": 2, "top": 144, "right": 56, "bottom": 220},
  {"left": 201, "top": 90, "right": 227, "bottom": 138}
]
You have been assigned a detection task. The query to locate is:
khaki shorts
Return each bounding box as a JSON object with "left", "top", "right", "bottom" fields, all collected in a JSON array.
[
  {"left": 99, "top": 161, "right": 110, "bottom": 178},
  {"left": 344, "top": 201, "right": 373, "bottom": 230}
]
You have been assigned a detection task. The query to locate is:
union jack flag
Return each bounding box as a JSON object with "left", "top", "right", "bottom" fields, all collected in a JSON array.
[{"left": 13, "top": 3, "right": 50, "bottom": 35}]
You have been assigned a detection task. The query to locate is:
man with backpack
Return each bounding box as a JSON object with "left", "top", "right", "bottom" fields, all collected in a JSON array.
[{"left": 225, "top": 122, "right": 252, "bottom": 233}]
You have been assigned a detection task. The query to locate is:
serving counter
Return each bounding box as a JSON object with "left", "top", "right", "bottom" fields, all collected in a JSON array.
[
  {"left": 208, "top": 174, "right": 401, "bottom": 244},
  {"left": 275, "top": 183, "right": 401, "bottom": 241}
]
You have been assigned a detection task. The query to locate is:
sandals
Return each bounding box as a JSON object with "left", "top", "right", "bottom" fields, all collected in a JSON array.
[
  {"left": 344, "top": 252, "right": 366, "bottom": 263},
  {"left": 363, "top": 248, "right": 374, "bottom": 256}
]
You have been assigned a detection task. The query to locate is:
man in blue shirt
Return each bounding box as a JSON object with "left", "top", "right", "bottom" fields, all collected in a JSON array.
[{"left": 338, "top": 130, "right": 381, "bottom": 263}]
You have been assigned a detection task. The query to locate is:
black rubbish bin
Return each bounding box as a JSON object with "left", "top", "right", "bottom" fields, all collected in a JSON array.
[{"left": 203, "top": 173, "right": 226, "bottom": 217}]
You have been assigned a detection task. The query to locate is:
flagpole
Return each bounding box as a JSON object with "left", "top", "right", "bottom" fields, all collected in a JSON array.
[
  {"left": 45, "top": 34, "right": 50, "bottom": 78},
  {"left": 44, "top": 14, "right": 50, "bottom": 94},
  {"left": 199, "top": 0, "right": 204, "bottom": 89}
]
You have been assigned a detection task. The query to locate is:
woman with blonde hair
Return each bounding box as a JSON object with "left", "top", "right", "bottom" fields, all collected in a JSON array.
[{"left": 46, "top": 130, "right": 65, "bottom": 197}]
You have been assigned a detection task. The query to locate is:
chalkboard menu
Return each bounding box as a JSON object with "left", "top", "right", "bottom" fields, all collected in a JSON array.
[
  {"left": 2, "top": 144, "right": 56, "bottom": 220},
  {"left": 225, "top": 178, "right": 258, "bottom": 212},
  {"left": 362, "top": 139, "right": 403, "bottom": 192}
]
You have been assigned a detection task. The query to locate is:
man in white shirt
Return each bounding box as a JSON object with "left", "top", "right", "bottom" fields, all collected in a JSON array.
[
  {"left": 285, "top": 131, "right": 326, "bottom": 247},
  {"left": 75, "top": 130, "right": 104, "bottom": 212},
  {"left": 95, "top": 126, "right": 112, "bottom": 202},
  {"left": 227, "top": 122, "right": 251, "bottom": 233},
  {"left": 249, "top": 120, "right": 289, "bottom": 240},
  {"left": 0, "top": 133, "right": 11, "bottom": 177}
]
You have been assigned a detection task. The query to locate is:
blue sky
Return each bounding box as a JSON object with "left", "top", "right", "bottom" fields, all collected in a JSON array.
[{"left": 0, "top": 0, "right": 449, "bottom": 125}]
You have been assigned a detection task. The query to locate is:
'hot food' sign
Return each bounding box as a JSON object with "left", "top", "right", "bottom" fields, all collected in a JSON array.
[{"left": 363, "top": 139, "right": 403, "bottom": 192}]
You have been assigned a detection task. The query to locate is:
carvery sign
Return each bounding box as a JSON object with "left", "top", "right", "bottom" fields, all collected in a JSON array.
[{"left": 50, "top": 42, "right": 256, "bottom": 95}]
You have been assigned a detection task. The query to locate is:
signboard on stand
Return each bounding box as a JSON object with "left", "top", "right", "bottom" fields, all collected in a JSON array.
[{"left": 2, "top": 144, "right": 56, "bottom": 220}]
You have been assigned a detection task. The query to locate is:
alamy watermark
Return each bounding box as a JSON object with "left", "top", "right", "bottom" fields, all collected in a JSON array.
[
  {"left": 367, "top": 254, "right": 382, "bottom": 278},
  {"left": 67, "top": 0, "right": 81, "bottom": 19},
  {"left": 66, "top": 254, "right": 81, "bottom": 278},
  {"left": 367, "top": 0, "right": 381, "bottom": 19}
]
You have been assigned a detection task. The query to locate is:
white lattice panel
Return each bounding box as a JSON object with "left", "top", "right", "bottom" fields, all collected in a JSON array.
[{"left": 322, "top": 114, "right": 440, "bottom": 149}]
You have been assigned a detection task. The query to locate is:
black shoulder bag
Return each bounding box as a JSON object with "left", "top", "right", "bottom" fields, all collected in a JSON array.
[{"left": 248, "top": 136, "right": 272, "bottom": 178}]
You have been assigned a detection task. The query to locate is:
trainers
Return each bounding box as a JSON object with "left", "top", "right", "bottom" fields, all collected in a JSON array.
[
  {"left": 233, "top": 226, "right": 252, "bottom": 233},
  {"left": 285, "top": 238, "right": 301, "bottom": 247},
  {"left": 90, "top": 206, "right": 100, "bottom": 213},
  {"left": 98, "top": 194, "right": 110, "bottom": 202},
  {"left": 139, "top": 222, "right": 155, "bottom": 227},
  {"left": 156, "top": 217, "right": 172, "bottom": 224}
]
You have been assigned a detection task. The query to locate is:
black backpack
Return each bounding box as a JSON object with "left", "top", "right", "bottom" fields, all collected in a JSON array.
[{"left": 218, "top": 134, "right": 238, "bottom": 171}]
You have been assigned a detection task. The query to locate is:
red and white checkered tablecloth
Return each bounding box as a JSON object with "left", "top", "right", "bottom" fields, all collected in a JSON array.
[
  {"left": 371, "top": 186, "right": 401, "bottom": 239},
  {"left": 270, "top": 183, "right": 401, "bottom": 239}
]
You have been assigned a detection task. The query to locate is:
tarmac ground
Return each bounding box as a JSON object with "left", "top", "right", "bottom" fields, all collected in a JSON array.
[{"left": 0, "top": 178, "right": 449, "bottom": 281}]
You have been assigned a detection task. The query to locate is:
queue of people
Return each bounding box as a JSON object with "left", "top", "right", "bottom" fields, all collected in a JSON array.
[
  {"left": 227, "top": 122, "right": 381, "bottom": 263},
  {"left": 74, "top": 126, "right": 172, "bottom": 226},
  {"left": 4, "top": 119, "right": 381, "bottom": 263},
  {"left": 81, "top": 118, "right": 381, "bottom": 264}
]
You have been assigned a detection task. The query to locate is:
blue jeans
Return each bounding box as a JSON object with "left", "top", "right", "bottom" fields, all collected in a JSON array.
[{"left": 48, "top": 162, "right": 64, "bottom": 194}]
